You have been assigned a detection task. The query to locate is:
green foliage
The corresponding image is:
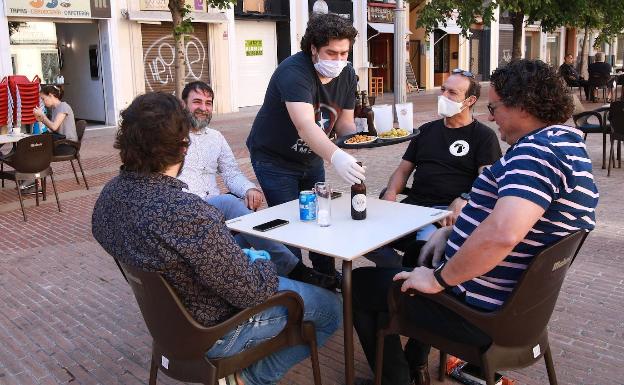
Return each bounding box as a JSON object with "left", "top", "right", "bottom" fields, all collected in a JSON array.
[{"left": 169, "top": 0, "right": 236, "bottom": 37}]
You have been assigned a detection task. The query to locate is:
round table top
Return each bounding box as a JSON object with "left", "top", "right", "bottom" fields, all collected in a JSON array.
[{"left": 335, "top": 131, "right": 419, "bottom": 149}]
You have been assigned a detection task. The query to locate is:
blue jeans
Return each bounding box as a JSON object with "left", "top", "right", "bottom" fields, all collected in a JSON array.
[
  {"left": 206, "top": 277, "right": 342, "bottom": 385},
  {"left": 205, "top": 194, "right": 299, "bottom": 276},
  {"left": 251, "top": 155, "right": 336, "bottom": 275},
  {"left": 365, "top": 205, "right": 447, "bottom": 268}
]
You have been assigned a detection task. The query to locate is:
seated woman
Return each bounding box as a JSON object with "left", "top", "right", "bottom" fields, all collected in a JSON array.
[{"left": 32, "top": 85, "right": 78, "bottom": 155}]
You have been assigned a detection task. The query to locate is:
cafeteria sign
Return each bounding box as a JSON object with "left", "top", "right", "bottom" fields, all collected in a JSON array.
[
  {"left": 5, "top": 0, "right": 111, "bottom": 19},
  {"left": 245, "top": 40, "right": 263, "bottom": 57}
]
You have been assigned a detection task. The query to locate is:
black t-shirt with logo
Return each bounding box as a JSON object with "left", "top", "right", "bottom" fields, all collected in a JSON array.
[
  {"left": 402, "top": 119, "right": 502, "bottom": 207},
  {"left": 247, "top": 51, "right": 357, "bottom": 170}
]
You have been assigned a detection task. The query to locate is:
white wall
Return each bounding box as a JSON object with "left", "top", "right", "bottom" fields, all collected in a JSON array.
[
  {"left": 0, "top": 9, "right": 13, "bottom": 77},
  {"left": 56, "top": 23, "right": 106, "bottom": 122}
]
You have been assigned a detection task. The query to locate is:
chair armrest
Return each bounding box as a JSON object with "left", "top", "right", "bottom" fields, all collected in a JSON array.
[
  {"left": 205, "top": 290, "right": 305, "bottom": 341},
  {"left": 572, "top": 110, "right": 603, "bottom": 128},
  {"left": 389, "top": 280, "right": 499, "bottom": 335},
  {"left": 53, "top": 139, "right": 80, "bottom": 150},
  {"left": 378, "top": 186, "right": 412, "bottom": 199}
]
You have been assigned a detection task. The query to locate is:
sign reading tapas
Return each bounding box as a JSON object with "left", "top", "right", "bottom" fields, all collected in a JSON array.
[{"left": 6, "top": 0, "right": 109, "bottom": 18}]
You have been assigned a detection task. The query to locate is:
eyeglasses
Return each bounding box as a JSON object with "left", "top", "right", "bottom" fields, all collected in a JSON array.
[
  {"left": 487, "top": 101, "right": 503, "bottom": 115},
  {"left": 452, "top": 68, "right": 475, "bottom": 78}
]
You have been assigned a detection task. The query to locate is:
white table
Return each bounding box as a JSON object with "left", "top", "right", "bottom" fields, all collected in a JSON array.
[
  {"left": 227, "top": 194, "right": 450, "bottom": 385},
  {"left": 0, "top": 133, "right": 30, "bottom": 145}
]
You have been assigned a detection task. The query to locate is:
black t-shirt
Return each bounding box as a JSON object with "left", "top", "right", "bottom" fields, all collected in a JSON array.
[
  {"left": 247, "top": 51, "right": 357, "bottom": 170},
  {"left": 402, "top": 119, "right": 502, "bottom": 207}
]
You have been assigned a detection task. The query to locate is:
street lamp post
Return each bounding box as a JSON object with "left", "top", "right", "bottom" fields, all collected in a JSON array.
[{"left": 394, "top": 0, "right": 407, "bottom": 106}]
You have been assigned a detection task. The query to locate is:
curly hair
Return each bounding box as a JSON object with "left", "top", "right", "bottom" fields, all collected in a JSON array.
[
  {"left": 115, "top": 92, "right": 191, "bottom": 174},
  {"left": 490, "top": 59, "right": 573, "bottom": 124},
  {"left": 300, "top": 13, "right": 358, "bottom": 56}
]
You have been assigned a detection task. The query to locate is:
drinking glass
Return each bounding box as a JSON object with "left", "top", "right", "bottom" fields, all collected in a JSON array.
[{"left": 315, "top": 182, "right": 331, "bottom": 227}]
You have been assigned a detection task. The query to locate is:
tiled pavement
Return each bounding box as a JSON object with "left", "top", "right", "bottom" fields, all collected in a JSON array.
[{"left": 0, "top": 88, "right": 623, "bottom": 385}]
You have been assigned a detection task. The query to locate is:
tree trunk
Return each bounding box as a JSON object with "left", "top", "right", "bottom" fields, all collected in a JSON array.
[
  {"left": 169, "top": 0, "right": 185, "bottom": 97},
  {"left": 510, "top": 11, "right": 525, "bottom": 60},
  {"left": 580, "top": 25, "right": 590, "bottom": 80}
]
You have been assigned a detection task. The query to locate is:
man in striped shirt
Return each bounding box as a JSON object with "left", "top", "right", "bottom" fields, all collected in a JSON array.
[{"left": 352, "top": 59, "right": 598, "bottom": 385}]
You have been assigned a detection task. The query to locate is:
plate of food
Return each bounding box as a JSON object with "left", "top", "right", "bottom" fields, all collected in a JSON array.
[
  {"left": 378, "top": 128, "right": 411, "bottom": 140},
  {"left": 343, "top": 134, "right": 378, "bottom": 145}
]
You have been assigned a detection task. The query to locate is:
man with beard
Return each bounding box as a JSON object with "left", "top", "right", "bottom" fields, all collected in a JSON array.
[{"left": 178, "top": 81, "right": 335, "bottom": 290}]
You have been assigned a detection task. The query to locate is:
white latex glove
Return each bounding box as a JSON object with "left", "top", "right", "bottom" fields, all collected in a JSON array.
[{"left": 331, "top": 149, "right": 366, "bottom": 185}]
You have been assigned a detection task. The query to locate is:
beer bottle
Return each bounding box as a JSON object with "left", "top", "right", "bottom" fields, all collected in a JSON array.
[
  {"left": 361, "top": 91, "right": 377, "bottom": 136},
  {"left": 354, "top": 91, "right": 366, "bottom": 133},
  {"left": 351, "top": 162, "right": 367, "bottom": 220}
]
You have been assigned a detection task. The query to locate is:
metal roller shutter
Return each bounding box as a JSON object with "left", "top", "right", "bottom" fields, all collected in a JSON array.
[{"left": 142, "top": 23, "right": 210, "bottom": 95}]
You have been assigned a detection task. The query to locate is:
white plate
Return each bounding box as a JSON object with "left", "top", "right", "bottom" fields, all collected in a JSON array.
[
  {"left": 344, "top": 135, "right": 378, "bottom": 146},
  {"left": 378, "top": 133, "right": 410, "bottom": 140}
]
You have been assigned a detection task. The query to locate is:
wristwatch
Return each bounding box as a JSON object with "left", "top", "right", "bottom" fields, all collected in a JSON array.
[
  {"left": 460, "top": 192, "right": 471, "bottom": 201},
  {"left": 433, "top": 263, "right": 452, "bottom": 289}
]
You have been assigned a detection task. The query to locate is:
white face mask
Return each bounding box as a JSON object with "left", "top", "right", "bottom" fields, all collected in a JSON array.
[
  {"left": 437, "top": 95, "right": 466, "bottom": 118},
  {"left": 314, "top": 54, "right": 348, "bottom": 78}
]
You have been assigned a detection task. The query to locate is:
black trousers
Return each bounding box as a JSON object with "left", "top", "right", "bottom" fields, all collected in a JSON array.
[
  {"left": 352, "top": 267, "right": 492, "bottom": 385},
  {"left": 568, "top": 79, "right": 590, "bottom": 100}
]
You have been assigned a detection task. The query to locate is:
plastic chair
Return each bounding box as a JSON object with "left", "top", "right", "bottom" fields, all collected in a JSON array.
[
  {"left": 608, "top": 101, "right": 624, "bottom": 176},
  {"left": 573, "top": 108, "right": 609, "bottom": 169},
  {"left": 374, "top": 231, "right": 588, "bottom": 385},
  {"left": 588, "top": 72, "right": 611, "bottom": 102},
  {"left": 51, "top": 120, "right": 89, "bottom": 189},
  {"left": 0, "top": 134, "right": 61, "bottom": 221},
  {"left": 115, "top": 260, "right": 323, "bottom": 385}
]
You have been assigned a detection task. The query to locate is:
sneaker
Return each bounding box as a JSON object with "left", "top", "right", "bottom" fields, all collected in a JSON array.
[
  {"left": 218, "top": 374, "right": 237, "bottom": 385},
  {"left": 288, "top": 263, "right": 336, "bottom": 290}
]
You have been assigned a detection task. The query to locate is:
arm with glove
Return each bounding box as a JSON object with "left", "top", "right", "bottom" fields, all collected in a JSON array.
[{"left": 286, "top": 101, "right": 365, "bottom": 185}]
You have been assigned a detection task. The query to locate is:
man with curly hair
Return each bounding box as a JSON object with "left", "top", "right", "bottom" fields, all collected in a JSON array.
[
  {"left": 351, "top": 60, "right": 599, "bottom": 385},
  {"left": 247, "top": 13, "right": 363, "bottom": 282}
]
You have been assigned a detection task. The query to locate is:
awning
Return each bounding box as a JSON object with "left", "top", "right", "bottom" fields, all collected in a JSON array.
[
  {"left": 127, "top": 10, "right": 227, "bottom": 24},
  {"left": 368, "top": 22, "right": 394, "bottom": 34},
  {"left": 437, "top": 24, "right": 461, "bottom": 35}
]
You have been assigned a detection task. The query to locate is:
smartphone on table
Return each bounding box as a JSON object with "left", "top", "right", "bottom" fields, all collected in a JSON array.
[{"left": 252, "top": 219, "right": 289, "bottom": 232}]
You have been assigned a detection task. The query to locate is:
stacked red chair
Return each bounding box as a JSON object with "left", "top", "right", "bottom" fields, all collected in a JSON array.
[
  {"left": 0, "top": 77, "right": 13, "bottom": 128},
  {"left": 8, "top": 75, "right": 41, "bottom": 126}
]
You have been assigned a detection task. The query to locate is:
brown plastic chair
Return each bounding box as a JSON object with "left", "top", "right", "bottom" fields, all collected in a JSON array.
[
  {"left": 116, "top": 260, "right": 322, "bottom": 385},
  {"left": 51, "top": 119, "right": 89, "bottom": 189},
  {"left": 607, "top": 101, "right": 624, "bottom": 176},
  {"left": 0, "top": 134, "right": 61, "bottom": 221},
  {"left": 374, "top": 231, "right": 588, "bottom": 385}
]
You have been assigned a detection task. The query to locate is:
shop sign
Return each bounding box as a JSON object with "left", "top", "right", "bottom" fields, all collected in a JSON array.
[
  {"left": 368, "top": 5, "right": 394, "bottom": 23},
  {"left": 5, "top": 0, "right": 111, "bottom": 18},
  {"left": 245, "top": 40, "right": 263, "bottom": 56},
  {"left": 140, "top": 0, "right": 206, "bottom": 12}
]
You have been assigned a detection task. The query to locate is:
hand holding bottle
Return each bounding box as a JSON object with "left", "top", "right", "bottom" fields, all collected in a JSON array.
[{"left": 331, "top": 149, "right": 366, "bottom": 185}]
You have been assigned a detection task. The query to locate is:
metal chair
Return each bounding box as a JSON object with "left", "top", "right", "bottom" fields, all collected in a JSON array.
[
  {"left": 608, "top": 101, "right": 624, "bottom": 176},
  {"left": 573, "top": 108, "right": 609, "bottom": 169},
  {"left": 51, "top": 119, "right": 89, "bottom": 189},
  {"left": 374, "top": 231, "right": 588, "bottom": 385},
  {"left": 0, "top": 134, "right": 61, "bottom": 221},
  {"left": 115, "top": 260, "right": 322, "bottom": 385}
]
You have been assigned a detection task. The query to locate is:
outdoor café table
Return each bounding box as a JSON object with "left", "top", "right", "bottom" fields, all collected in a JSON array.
[
  {"left": 0, "top": 133, "right": 30, "bottom": 145},
  {"left": 226, "top": 194, "right": 450, "bottom": 385},
  {"left": 335, "top": 130, "right": 419, "bottom": 149}
]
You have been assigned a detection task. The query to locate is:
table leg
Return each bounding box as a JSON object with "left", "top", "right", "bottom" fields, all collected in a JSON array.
[{"left": 342, "top": 260, "right": 354, "bottom": 385}]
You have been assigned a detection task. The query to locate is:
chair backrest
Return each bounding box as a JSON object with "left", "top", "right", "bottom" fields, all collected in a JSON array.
[
  {"left": 588, "top": 71, "right": 610, "bottom": 87},
  {"left": 75, "top": 119, "right": 87, "bottom": 142},
  {"left": 12, "top": 134, "right": 53, "bottom": 174},
  {"left": 490, "top": 231, "right": 586, "bottom": 346},
  {"left": 118, "top": 260, "right": 217, "bottom": 359},
  {"left": 609, "top": 101, "right": 624, "bottom": 137}
]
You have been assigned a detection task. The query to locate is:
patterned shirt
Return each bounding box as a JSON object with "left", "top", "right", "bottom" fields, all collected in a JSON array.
[
  {"left": 178, "top": 127, "right": 257, "bottom": 199},
  {"left": 92, "top": 170, "right": 278, "bottom": 327},
  {"left": 446, "top": 125, "right": 598, "bottom": 311}
]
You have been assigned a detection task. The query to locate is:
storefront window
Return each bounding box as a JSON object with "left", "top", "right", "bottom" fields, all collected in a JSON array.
[
  {"left": 616, "top": 34, "right": 624, "bottom": 66},
  {"left": 546, "top": 34, "right": 560, "bottom": 67}
]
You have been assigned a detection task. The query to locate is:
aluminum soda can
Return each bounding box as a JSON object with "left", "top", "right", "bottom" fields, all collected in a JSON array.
[{"left": 299, "top": 190, "right": 317, "bottom": 221}]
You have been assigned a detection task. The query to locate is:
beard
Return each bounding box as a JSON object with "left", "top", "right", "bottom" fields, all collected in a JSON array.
[{"left": 191, "top": 111, "right": 212, "bottom": 130}]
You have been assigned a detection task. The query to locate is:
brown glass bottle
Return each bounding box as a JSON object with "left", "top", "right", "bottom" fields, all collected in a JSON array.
[
  {"left": 351, "top": 162, "right": 367, "bottom": 220},
  {"left": 361, "top": 91, "right": 377, "bottom": 136}
]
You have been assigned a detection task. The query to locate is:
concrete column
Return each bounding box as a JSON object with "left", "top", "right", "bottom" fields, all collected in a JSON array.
[
  {"left": 393, "top": 0, "right": 407, "bottom": 104},
  {"left": 489, "top": 7, "right": 500, "bottom": 72},
  {"left": 353, "top": 0, "right": 368, "bottom": 91}
]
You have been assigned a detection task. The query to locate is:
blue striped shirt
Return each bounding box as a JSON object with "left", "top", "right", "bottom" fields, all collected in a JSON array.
[{"left": 446, "top": 125, "right": 599, "bottom": 311}]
